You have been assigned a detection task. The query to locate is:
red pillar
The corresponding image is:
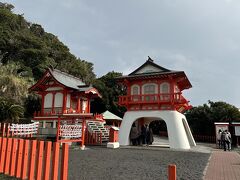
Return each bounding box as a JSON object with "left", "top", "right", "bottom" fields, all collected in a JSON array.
[
  {"left": 81, "top": 119, "right": 86, "bottom": 148},
  {"left": 77, "top": 96, "right": 81, "bottom": 113},
  {"left": 87, "top": 99, "right": 90, "bottom": 113},
  {"left": 62, "top": 90, "right": 67, "bottom": 113},
  {"left": 56, "top": 116, "right": 61, "bottom": 142},
  {"left": 52, "top": 92, "right": 56, "bottom": 114},
  {"left": 41, "top": 93, "right": 46, "bottom": 116}
]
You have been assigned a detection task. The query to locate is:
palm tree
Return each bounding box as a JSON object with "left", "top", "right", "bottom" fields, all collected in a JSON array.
[
  {"left": 0, "top": 97, "right": 24, "bottom": 123},
  {"left": 0, "top": 62, "right": 34, "bottom": 104}
]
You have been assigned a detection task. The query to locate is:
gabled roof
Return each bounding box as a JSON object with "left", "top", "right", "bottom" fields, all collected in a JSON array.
[
  {"left": 29, "top": 68, "right": 101, "bottom": 97},
  {"left": 102, "top": 111, "right": 122, "bottom": 121},
  {"left": 50, "top": 68, "right": 86, "bottom": 90},
  {"left": 129, "top": 56, "right": 173, "bottom": 75},
  {"left": 117, "top": 57, "right": 192, "bottom": 90}
]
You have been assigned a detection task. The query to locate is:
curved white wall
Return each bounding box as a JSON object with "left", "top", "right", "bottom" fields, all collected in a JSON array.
[{"left": 119, "top": 110, "right": 196, "bottom": 149}]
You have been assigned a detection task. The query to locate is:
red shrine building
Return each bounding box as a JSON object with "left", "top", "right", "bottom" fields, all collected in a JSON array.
[
  {"left": 29, "top": 68, "right": 107, "bottom": 146},
  {"left": 117, "top": 57, "right": 196, "bottom": 149}
]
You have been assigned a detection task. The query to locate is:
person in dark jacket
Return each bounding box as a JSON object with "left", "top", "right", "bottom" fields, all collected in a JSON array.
[
  {"left": 141, "top": 124, "right": 147, "bottom": 145},
  {"left": 130, "top": 123, "right": 139, "bottom": 146},
  {"left": 146, "top": 124, "right": 153, "bottom": 145}
]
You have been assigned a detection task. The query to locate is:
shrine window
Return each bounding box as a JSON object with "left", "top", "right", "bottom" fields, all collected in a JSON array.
[
  {"left": 44, "top": 93, "right": 53, "bottom": 108},
  {"left": 131, "top": 85, "right": 140, "bottom": 102},
  {"left": 160, "top": 82, "right": 170, "bottom": 93},
  {"left": 160, "top": 82, "right": 170, "bottom": 101},
  {"left": 143, "top": 84, "right": 156, "bottom": 94},
  {"left": 131, "top": 85, "right": 140, "bottom": 95},
  {"left": 142, "top": 83, "right": 157, "bottom": 101},
  {"left": 55, "top": 92, "right": 63, "bottom": 107}
]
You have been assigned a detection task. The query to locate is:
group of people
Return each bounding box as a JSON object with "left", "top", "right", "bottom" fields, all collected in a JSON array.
[
  {"left": 130, "top": 123, "right": 153, "bottom": 146},
  {"left": 217, "top": 129, "right": 231, "bottom": 151}
]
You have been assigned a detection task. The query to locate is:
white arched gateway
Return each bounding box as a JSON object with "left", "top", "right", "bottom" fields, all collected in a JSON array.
[
  {"left": 117, "top": 57, "right": 196, "bottom": 149},
  {"left": 119, "top": 111, "right": 195, "bottom": 149}
]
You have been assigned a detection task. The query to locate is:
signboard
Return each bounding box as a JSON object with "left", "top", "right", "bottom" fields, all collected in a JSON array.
[
  {"left": 235, "top": 126, "right": 240, "bottom": 136},
  {"left": 215, "top": 123, "right": 229, "bottom": 143},
  {"left": 60, "top": 124, "right": 83, "bottom": 138}
]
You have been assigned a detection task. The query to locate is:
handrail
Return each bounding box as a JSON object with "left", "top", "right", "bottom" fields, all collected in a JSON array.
[{"left": 118, "top": 93, "right": 188, "bottom": 105}]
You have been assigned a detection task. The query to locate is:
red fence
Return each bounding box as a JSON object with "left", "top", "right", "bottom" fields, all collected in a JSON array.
[
  {"left": 159, "top": 131, "right": 216, "bottom": 143},
  {"left": 85, "top": 131, "right": 103, "bottom": 145},
  {"left": 193, "top": 134, "right": 216, "bottom": 143},
  {"left": 0, "top": 137, "right": 69, "bottom": 180}
]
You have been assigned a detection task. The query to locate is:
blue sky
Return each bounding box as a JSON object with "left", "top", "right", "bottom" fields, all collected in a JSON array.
[{"left": 3, "top": 0, "right": 240, "bottom": 107}]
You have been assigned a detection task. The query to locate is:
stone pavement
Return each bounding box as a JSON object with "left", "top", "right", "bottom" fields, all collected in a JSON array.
[{"left": 204, "top": 150, "right": 240, "bottom": 180}]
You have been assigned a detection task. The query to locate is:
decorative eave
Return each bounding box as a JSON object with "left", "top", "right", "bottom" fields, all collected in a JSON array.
[
  {"left": 84, "top": 87, "right": 102, "bottom": 98},
  {"left": 116, "top": 57, "right": 192, "bottom": 90}
]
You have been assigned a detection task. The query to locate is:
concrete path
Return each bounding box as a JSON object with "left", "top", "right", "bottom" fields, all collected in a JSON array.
[{"left": 204, "top": 151, "right": 240, "bottom": 180}]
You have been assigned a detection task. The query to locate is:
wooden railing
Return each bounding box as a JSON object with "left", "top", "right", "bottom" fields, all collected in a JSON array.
[{"left": 119, "top": 93, "right": 188, "bottom": 105}]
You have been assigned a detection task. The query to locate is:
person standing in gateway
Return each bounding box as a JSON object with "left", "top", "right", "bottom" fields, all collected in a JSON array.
[
  {"left": 130, "top": 123, "right": 139, "bottom": 145},
  {"left": 146, "top": 124, "right": 153, "bottom": 145}
]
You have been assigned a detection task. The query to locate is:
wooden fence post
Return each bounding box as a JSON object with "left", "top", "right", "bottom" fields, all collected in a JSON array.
[
  {"left": 10, "top": 138, "right": 18, "bottom": 177},
  {"left": 16, "top": 139, "right": 24, "bottom": 178},
  {"left": 52, "top": 142, "right": 60, "bottom": 180},
  {"left": 21, "top": 139, "right": 30, "bottom": 180},
  {"left": 28, "top": 140, "right": 37, "bottom": 180},
  {"left": 43, "top": 141, "right": 52, "bottom": 180},
  {"left": 168, "top": 164, "right": 176, "bottom": 180},
  {"left": 4, "top": 138, "right": 13, "bottom": 174},
  {"left": 0, "top": 137, "right": 2, "bottom": 159},
  {"left": 36, "top": 141, "right": 44, "bottom": 180},
  {"left": 61, "top": 143, "right": 69, "bottom": 180},
  {"left": 0, "top": 138, "right": 7, "bottom": 173}
]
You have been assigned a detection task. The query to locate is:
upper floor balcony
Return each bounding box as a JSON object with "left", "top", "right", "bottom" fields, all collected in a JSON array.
[{"left": 118, "top": 93, "right": 191, "bottom": 112}]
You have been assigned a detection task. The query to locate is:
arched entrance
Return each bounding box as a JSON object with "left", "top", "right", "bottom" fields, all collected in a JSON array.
[
  {"left": 150, "top": 119, "right": 169, "bottom": 147},
  {"left": 128, "top": 117, "right": 169, "bottom": 147},
  {"left": 119, "top": 110, "right": 196, "bottom": 149}
]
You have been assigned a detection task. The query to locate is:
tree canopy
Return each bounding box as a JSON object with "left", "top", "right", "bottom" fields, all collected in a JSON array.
[
  {"left": 0, "top": 2, "right": 95, "bottom": 83},
  {"left": 92, "top": 71, "right": 126, "bottom": 117},
  {"left": 185, "top": 101, "right": 240, "bottom": 135}
]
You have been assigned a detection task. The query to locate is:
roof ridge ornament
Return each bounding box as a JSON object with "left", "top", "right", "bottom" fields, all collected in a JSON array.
[{"left": 147, "top": 56, "right": 154, "bottom": 62}]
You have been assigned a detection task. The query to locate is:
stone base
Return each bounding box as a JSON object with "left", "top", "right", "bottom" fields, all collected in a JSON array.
[
  {"left": 80, "top": 145, "right": 85, "bottom": 150},
  {"left": 107, "top": 142, "right": 120, "bottom": 149}
]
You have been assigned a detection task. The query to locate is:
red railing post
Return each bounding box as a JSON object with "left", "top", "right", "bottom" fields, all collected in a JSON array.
[
  {"left": 61, "top": 143, "right": 69, "bottom": 180},
  {"left": 52, "top": 142, "right": 60, "bottom": 180},
  {"left": 36, "top": 141, "right": 44, "bottom": 180},
  {"left": 168, "top": 164, "right": 176, "bottom": 180},
  {"left": 28, "top": 140, "right": 37, "bottom": 180},
  {"left": 81, "top": 119, "right": 86, "bottom": 148},
  {"left": 21, "top": 139, "right": 30, "bottom": 179},
  {"left": 0, "top": 138, "right": 7, "bottom": 173},
  {"left": 43, "top": 141, "right": 52, "bottom": 180},
  {"left": 10, "top": 138, "right": 18, "bottom": 177},
  {"left": 4, "top": 138, "right": 13, "bottom": 175},
  {"left": 16, "top": 139, "right": 24, "bottom": 178}
]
